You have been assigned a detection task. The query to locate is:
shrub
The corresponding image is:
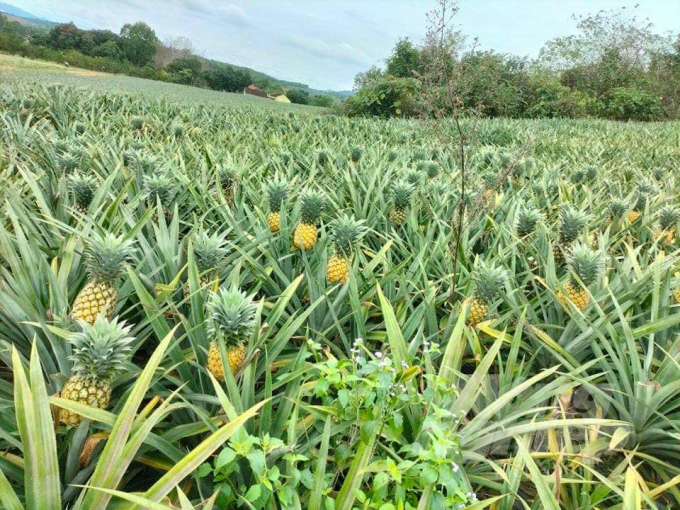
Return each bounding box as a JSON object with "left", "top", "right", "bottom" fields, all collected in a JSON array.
[
  {"left": 344, "top": 75, "right": 418, "bottom": 118},
  {"left": 604, "top": 87, "right": 664, "bottom": 121}
]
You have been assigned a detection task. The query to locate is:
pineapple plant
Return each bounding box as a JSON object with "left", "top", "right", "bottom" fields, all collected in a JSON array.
[
  {"left": 628, "top": 182, "right": 655, "bottom": 223},
  {"left": 60, "top": 317, "right": 134, "bottom": 427},
  {"left": 71, "top": 233, "right": 135, "bottom": 324},
  {"left": 605, "top": 198, "right": 629, "bottom": 230},
  {"left": 327, "top": 215, "right": 367, "bottom": 285},
  {"left": 516, "top": 204, "right": 542, "bottom": 237},
  {"left": 185, "top": 231, "right": 228, "bottom": 298},
  {"left": 69, "top": 173, "right": 97, "bottom": 214},
  {"left": 389, "top": 180, "right": 415, "bottom": 226},
  {"left": 265, "top": 178, "right": 289, "bottom": 233},
  {"left": 206, "top": 288, "right": 257, "bottom": 380},
  {"left": 144, "top": 172, "right": 177, "bottom": 221},
  {"left": 293, "top": 189, "right": 326, "bottom": 250},
  {"left": 553, "top": 206, "right": 589, "bottom": 264},
  {"left": 558, "top": 243, "right": 602, "bottom": 311},
  {"left": 654, "top": 206, "right": 679, "bottom": 246},
  {"left": 218, "top": 165, "right": 240, "bottom": 205},
  {"left": 467, "top": 259, "right": 508, "bottom": 326}
]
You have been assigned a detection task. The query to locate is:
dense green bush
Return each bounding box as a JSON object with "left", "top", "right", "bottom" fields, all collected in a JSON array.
[
  {"left": 344, "top": 75, "right": 418, "bottom": 117},
  {"left": 524, "top": 77, "right": 594, "bottom": 118},
  {"left": 603, "top": 87, "right": 664, "bottom": 121}
]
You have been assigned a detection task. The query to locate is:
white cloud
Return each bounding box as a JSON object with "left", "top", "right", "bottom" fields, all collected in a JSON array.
[
  {"left": 182, "top": 1, "right": 251, "bottom": 26},
  {"left": 285, "top": 33, "right": 371, "bottom": 66}
]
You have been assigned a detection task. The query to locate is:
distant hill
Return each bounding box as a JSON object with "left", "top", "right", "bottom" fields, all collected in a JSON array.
[
  {"left": 0, "top": 3, "right": 56, "bottom": 27},
  {"left": 0, "top": 2, "right": 351, "bottom": 99}
]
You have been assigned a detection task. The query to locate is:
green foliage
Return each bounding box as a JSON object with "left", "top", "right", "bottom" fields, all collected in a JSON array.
[
  {"left": 345, "top": 75, "right": 418, "bottom": 117},
  {"left": 604, "top": 87, "right": 664, "bottom": 121},
  {"left": 119, "top": 22, "right": 157, "bottom": 67}
]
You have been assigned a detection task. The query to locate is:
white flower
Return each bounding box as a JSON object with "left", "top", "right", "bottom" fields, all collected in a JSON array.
[
  {"left": 452, "top": 462, "right": 459, "bottom": 472},
  {"left": 375, "top": 351, "right": 383, "bottom": 359},
  {"left": 401, "top": 360, "right": 409, "bottom": 368},
  {"left": 354, "top": 337, "right": 363, "bottom": 345}
]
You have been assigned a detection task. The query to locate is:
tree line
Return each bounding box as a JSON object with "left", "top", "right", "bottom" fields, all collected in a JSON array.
[
  {"left": 346, "top": 8, "right": 680, "bottom": 121},
  {"left": 0, "top": 15, "right": 334, "bottom": 106}
]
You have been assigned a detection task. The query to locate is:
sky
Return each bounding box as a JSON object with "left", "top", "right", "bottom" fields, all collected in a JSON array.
[{"left": 17, "top": 0, "right": 680, "bottom": 91}]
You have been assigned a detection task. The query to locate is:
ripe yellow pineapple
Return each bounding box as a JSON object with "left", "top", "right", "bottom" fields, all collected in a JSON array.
[
  {"left": 265, "top": 178, "right": 289, "bottom": 233},
  {"left": 389, "top": 180, "right": 415, "bottom": 226},
  {"left": 466, "top": 259, "right": 508, "bottom": 326},
  {"left": 553, "top": 206, "right": 589, "bottom": 265},
  {"left": 293, "top": 189, "right": 325, "bottom": 250},
  {"left": 557, "top": 243, "right": 602, "bottom": 311},
  {"left": 71, "top": 233, "right": 134, "bottom": 324},
  {"left": 267, "top": 212, "right": 281, "bottom": 233},
  {"left": 206, "top": 288, "right": 257, "bottom": 380},
  {"left": 60, "top": 317, "right": 134, "bottom": 427},
  {"left": 326, "top": 215, "right": 366, "bottom": 285}
]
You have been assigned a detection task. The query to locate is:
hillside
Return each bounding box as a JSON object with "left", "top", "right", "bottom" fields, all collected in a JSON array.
[
  {"left": 0, "top": 2, "right": 350, "bottom": 99},
  {"left": 0, "top": 54, "right": 326, "bottom": 113},
  {"left": 0, "top": 2, "right": 55, "bottom": 27}
]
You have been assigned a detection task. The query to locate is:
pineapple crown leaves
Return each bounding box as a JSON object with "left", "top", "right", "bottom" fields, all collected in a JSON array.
[
  {"left": 135, "top": 153, "right": 157, "bottom": 173},
  {"left": 207, "top": 288, "right": 258, "bottom": 346},
  {"left": 558, "top": 206, "right": 590, "bottom": 244},
  {"left": 68, "top": 317, "right": 134, "bottom": 382},
  {"left": 218, "top": 164, "right": 241, "bottom": 188},
  {"left": 633, "top": 181, "right": 656, "bottom": 210},
  {"left": 298, "top": 189, "right": 326, "bottom": 225},
  {"left": 472, "top": 259, "right": 508, "bottom": 304},
  {"left": 69, "top": 173, "right": 97, "bottom": 207},
  {"left": 85, "top": 232, "right": 135, "bottom": 283},
  {"left": 266, "top": 178, "right": 290, "bottom": 212},
  {"left": 658, "top": 206, "right": 679, "bottom": 231},
  {"left": 516, "top": 205, "right": 542, "bottom": 237},
  {"left": 609, "top": 198, "right": 629, "bottom": 218},
  {"left": 404, "top": 169, "right": 423, "bottom": 186},
  {"left": 391, "top": 180, "right": 415, "bottom": 210},
  {"left": 330, "top": 215, "right": 367, "bottom": 255},
  {"left": 144, "top": 172, "right": 178, "bottom": 206},
  {"left": 193, "top": 231, "right": 229, "bottom": 272},
  {"left": 566, "top": 243, "right": 603, "bottom": 287}
]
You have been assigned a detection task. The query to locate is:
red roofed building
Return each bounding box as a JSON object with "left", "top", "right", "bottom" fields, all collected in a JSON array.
[{"left": 243, "top": 85, "right": 268, "bottom": 99}]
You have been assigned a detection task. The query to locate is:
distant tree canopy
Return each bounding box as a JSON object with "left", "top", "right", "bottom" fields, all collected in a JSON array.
[
  {"left": 120, "top": 22, "right": 158, "bottom": 66},
  {"left": 348, "top": 7, "right": 680, "bottom": 121},
  {"left": 286, "top": 89, "right": 310, "bottom": 105}
]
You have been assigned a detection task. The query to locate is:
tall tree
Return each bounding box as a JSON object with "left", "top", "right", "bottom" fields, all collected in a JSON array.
[{"left": 120, "top": 22, "right": 158, "bottom": 66}]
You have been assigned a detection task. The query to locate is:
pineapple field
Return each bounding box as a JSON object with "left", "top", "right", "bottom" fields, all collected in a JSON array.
[{"left": 2, "top": 79, "right": 680, "bottom": 510}]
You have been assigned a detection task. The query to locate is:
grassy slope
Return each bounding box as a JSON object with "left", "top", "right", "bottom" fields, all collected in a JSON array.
[{"left": 0, "top": 53, "right": 326, "bottom": 113}]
